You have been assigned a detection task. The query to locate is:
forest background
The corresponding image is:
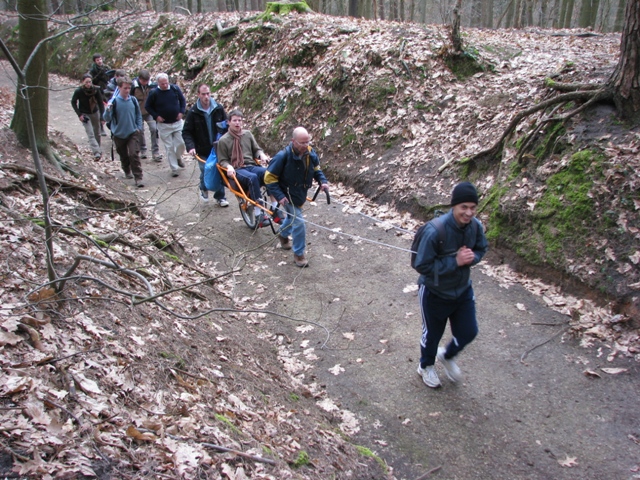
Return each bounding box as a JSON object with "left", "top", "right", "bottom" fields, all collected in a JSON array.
[{"left": 0, "top": 0, "right": 630, "bottom": 32}]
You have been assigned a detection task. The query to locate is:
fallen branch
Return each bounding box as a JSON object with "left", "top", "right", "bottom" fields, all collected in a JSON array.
[
  {"left": 202, "top": 442, "right": 276, "bottom": 465},
  {"left": 43, "top": 398, "right": 82, "bottom": 426},
  {"left": 0, "top": 439, "right": 30, "bottom": 462},
  {"left": 40, "top": 347, "right": 102, "bottom": 365},
  {"left": 216, "top": 20, "right": 237, "bottom": 36},
  {"left": 171, "top": 367, "right": 214, "bottom": 384}
]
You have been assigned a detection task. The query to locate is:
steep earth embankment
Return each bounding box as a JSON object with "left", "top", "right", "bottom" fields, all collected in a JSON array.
[{"left": 25, "top": 9, "right": 638, "bottom": 315}]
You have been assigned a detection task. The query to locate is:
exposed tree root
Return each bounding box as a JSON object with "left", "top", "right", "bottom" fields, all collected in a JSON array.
[
  {"left": 0, "top": 162, "right": 143, "bottom": 217},
  {"left": 441, "top": 82, "right": 615, "bottom": 173}
]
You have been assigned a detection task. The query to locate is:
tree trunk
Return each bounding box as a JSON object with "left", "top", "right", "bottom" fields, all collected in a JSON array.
[
  {"left": 451, "top": 0, "right": 463, "bottom": 52},
  {"left": 609, "top": 0, "right": 640, "bottom": 124},
  {"left": 390, "top": 0, "right": 398, "bottom": 20},
  {"left": 10, "top": 0, "right": 49, "bottom": 155},
  {"left": 614, "top": 0, "right": 627, "bottom": 31},
  {"left": 578, "top": 0, "right": 594, "bottom": 27},
  {"left": 348, "top": 0, "right": 357, "bottom": 16},
  {"left": 482, "top": 0, "right": 494, "bottom": 28},
  {"left": 563, "top": 0, "right": 575, "bottom": 27},
  {"left": 378, "top": 0, "right": 385, "bottom": 20}
]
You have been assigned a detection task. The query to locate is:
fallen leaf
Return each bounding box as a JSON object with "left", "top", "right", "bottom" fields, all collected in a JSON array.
[
  {"left": 600, "top": 367, "right": 628, "bottom": 375},
  {"left": 126, "top": 425, "right": 157, "bottom": 442},
  {"left": 583, "top": 369, "right": 601, "bottom": 378},
  {"left": 558, "top": 455, "right": 578, "bottom": 467}
]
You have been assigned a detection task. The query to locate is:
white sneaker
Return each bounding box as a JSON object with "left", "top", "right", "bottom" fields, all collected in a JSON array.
[
  {"left": 417, "top": 364, "right": 441, "bottom": 388},
  {"left": 199, "top": 190, "right": 209, "bottom": 202},
  {"left": 217, "top": 198, "right": 229, "bottom": 207},
  {"left": 437, "top": 347, "right": 462, "bottom": 382}
]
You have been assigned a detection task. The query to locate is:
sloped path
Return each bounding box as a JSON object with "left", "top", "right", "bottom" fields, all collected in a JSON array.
[{"left": 34, "top": 72, "right": 640, "bottom": 480}]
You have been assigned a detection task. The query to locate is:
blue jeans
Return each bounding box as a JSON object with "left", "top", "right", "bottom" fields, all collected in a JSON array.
[
  {"left": 233, "top": 165, "right": 266, "bottom": 202},
  {"left": 279, "top": 203, "right": 306, "bottom": 256},
  {"left": 419, "top": 284, "right": 478, "bottom": 367},
  {"left": 198, "top": 160, "right": 225, "bottom": 200}
]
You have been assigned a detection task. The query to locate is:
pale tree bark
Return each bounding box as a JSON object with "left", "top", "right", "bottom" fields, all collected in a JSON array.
[
  {"left": 482, "top": 0, "right": 493, "bottom": 28},
  {"left": 400, "top": 0, "right": 405, "bottom": 20},
  {"left": 409, "top": 0, "right": 415, "bottom": 21},
  {"left": 609, "top": 0, "right": 640, "bottom": 124},
  {"left": 378, "top": 0, "right": 385, "bottom": 20},
  {"left": 390, "top": 0, "right": 398, "bottom": 19}
]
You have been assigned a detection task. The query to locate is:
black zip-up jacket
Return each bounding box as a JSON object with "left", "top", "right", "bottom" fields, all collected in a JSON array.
[
  {"left": 413, "top": 210, "right": 488, "bottom": 300},
  {"left": 265, "top": 144, "right": 328, "bottom": 207},
  {"left": 71, "top": 86, "right": 105, "bottom": 117},
  {"left": 181, "top": 101, "right": 227, "bottom": 157}
]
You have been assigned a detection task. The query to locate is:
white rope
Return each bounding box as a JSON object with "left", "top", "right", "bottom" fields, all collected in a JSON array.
[{"left": 272, "top": 199, "right": 418, "bottom": 254}]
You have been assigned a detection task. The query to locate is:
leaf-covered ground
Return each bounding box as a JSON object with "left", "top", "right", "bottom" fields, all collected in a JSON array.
[
  {"left": 39, "top": 9, "right": 638, "bottom": 312},
  {"left": 1, "top": 8, "right": 639, "bottom": 479},
  {"left": 0, "top": 86, "right": 388, "bottom": 478}
]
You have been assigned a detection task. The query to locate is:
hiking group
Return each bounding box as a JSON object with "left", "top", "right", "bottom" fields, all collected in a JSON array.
[
  {"left": 75, "top": 53, "right": 329, "bottom": 267},
  {"left": 78, "top": 54, "right": 486, "bottom": 386}
]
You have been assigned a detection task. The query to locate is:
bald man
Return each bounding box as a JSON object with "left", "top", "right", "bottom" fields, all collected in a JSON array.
[{"left": 265, "top": 127, "right": 329, "bottom": 267}]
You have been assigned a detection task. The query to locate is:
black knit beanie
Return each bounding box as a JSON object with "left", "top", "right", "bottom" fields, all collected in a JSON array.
[{"left": 451, "top": 181, "right": 479, "bottom": 206}]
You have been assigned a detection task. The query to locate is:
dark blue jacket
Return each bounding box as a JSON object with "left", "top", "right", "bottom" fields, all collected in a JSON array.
[
  {"left": 144, "top": 84, "right": 186, "bottom": 124},
  {"left": 413, "top": 210, "right": 488, "bottom": 300},
  {"left": 265, "top": 144, "right": 327, "bottom": 207}
]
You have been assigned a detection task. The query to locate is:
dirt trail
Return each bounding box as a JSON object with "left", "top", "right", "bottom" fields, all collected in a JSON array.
[{"left": 10, "top": 70, "right": 639, "bottom": 479}]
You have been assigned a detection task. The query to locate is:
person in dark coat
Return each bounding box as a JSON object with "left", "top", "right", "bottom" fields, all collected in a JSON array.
[
  {"left": 413, "top": 182, "right": 488, "bottom": 389},
  {"left": 265, "top": 127, "right": 329, "bottom": 267},
  {"left": 71, "top": 74, "right": 105, "bottom": 160},
  {"left": 182, "top": 84, "right": 229, "bottom": 206}
]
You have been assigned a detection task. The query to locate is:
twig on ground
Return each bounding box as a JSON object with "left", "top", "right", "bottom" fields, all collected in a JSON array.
[
  {"left": 0, "top": 439, "right": 30, "bottom": 462},
  {"left": 520, "top": 327, "right": 569, "bottom": 363},
  {"left": 171, "top": 367, "right": 214, "bottom": 384},
  {"left": 415, "top": 465, "right": 442, "bottom": 479},
  {"left": 40, "top": 347, "right": 102, "bottom": 365},
  {"left": 43, "top": 398, "right": 82, "bottom": 426}
]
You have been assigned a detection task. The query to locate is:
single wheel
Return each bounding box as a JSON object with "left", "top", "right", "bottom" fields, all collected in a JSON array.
[{"left": 238, "top": 196, "right": 257, "bottom": 229}]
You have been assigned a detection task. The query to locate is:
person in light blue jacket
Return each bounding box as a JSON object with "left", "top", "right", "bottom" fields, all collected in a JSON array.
[
  {"left": 413, "top": 182, "right": 488, "bottom": 389},
  {"left": 103, "top": 77, "right": 144, "bottom": 187}
]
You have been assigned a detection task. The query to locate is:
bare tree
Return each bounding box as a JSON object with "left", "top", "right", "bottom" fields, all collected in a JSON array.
[
  {"left": 464, "top": 0, "right": 640, "bottom": 168},
  {"left": 609, "top": 0, "right": 640, "bottom": 121},
  {"left": 1, "top": 2, "right": 140, "bottom": 287}
]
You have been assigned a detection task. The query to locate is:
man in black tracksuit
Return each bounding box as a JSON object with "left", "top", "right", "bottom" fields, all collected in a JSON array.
[
  {"left": 413, "top": 182, "right": 488, "bottom": 389},
  {"left": 181, "top": 84, "right": 229, "bottom": 205}
]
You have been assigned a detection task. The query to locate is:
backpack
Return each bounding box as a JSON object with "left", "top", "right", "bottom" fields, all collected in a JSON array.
[
  {"left": 106, "top": 96, "right": 140, "bottom": 131},
  {"left": 410, "top": 214, "right": 446, "bottom": 270}
]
